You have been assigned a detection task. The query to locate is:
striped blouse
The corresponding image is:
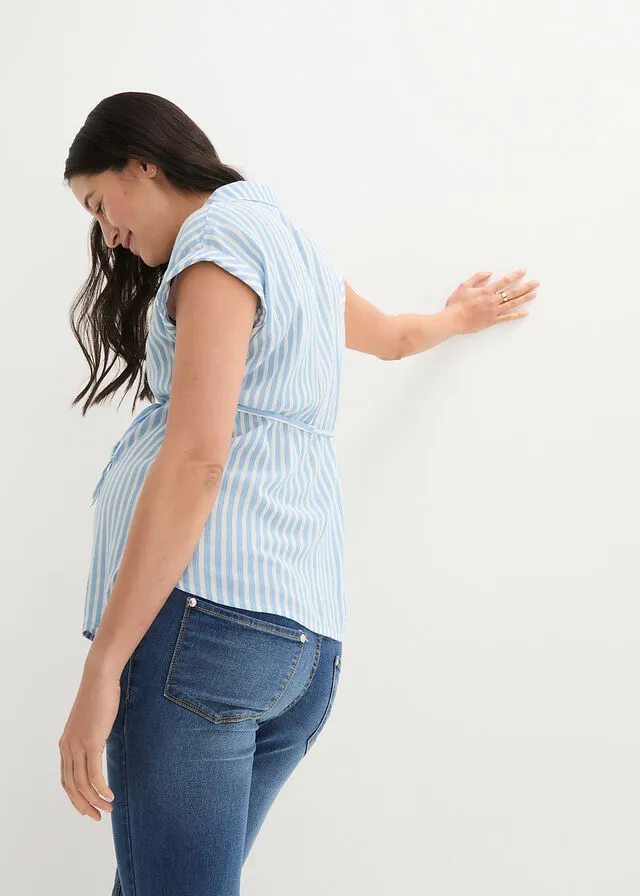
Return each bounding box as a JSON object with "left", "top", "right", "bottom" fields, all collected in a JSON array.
[{"left": 82, "top": 179, "right": 347, "bottom": 643}]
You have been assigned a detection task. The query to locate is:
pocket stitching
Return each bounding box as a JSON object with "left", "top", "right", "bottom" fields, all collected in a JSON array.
[
  {"left": 163, "top": 602, "right": 191, "bottom": 705},
  {"left": 190, "top": 599, "right": 304, "bottom": 641},
  {"left": 305, "top": 653, "right": 341, "bottom": 754},
  {"left": 163, "top": 602, "right": 305, "bottom": 724}
]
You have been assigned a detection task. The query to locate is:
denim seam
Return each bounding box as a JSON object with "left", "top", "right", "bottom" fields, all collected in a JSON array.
[
  {"left": 188, "top": 599, "right": 304, "bottom": 641},
  {"left": 265, "top": 633, "right": 323, "bottom": 722},
  {"left": 163, "top": 602, "right": 305, "bottom": 723},
  {"left": 122, "top": 672, "right": 137, "bottom": 895},
  {"left": 125, "top": 654, "right": 134, "bottom": 702},
  {"left": 305, "top": 652, "right": 341, "bottom": 754}
]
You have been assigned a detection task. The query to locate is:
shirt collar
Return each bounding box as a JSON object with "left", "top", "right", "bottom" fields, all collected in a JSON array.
[{"left": 209, "top": 180, "right": 281, "bottom": 209}]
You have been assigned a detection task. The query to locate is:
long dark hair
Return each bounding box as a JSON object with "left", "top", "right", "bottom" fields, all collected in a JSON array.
[{"left": 64, "top": 91, "right": 246, "bottom": 416}]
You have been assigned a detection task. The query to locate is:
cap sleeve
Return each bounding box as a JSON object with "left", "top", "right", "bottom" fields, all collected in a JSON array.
[{"left": 161, "top": 206, "right": 267, "bottom": 330}]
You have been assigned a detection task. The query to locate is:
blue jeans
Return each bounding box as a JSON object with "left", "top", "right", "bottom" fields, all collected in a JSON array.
[{"left": 104, "top": 586, "right": 343, "bottom": 895}]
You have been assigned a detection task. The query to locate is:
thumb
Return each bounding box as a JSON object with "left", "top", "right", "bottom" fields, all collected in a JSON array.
[{"left": 87, "top": 750, "right": 115, "bottom": 801}]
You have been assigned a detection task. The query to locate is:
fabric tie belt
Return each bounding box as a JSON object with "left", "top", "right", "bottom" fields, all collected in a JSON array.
[
  {"left": 90, "top": 401, "right": 335, "bottom": 505},
  {"left": 236, "top": 403, "right": 335, "bottom": 436}
]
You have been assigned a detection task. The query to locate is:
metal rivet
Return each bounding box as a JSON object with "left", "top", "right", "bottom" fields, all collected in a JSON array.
[
  {"left": 300, "top": 633, "right": 307, "bottom": 642},
  {"left": 187, "top": 597, "right": 197, "bottom": 607}
]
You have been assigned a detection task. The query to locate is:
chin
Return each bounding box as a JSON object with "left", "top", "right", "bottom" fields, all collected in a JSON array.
[{"left": 139, "top": 248, "right": 160, "bottom": 267}]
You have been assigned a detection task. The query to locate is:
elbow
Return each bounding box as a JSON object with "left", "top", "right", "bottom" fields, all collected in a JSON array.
[
  {"left": 157, "top": 445, "right": 226, "bottom": 488},
  {"left": 202, "top": 461, "right": 225, "bottom": 489},
  {"left": 386, "top": 314, "right": 407, "bottom": 361},
  {"left": 381, "top": 335, "right": 406, "bottom": 362},
  {"left": 377, "top": 343, "right": 404, "bottom": 361}
]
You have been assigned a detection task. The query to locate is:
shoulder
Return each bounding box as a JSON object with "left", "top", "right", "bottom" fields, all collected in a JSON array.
[
  {"left": 162, "top": 201, "right": 271, "bottom": 306},
  {"left": 169, "top": 201, "right": 272, "bottom": 273}
]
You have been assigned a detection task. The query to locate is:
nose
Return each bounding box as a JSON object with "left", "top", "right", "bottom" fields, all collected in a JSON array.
[{"left": 106, "top": 229, "right": 123, "bottom": 250}]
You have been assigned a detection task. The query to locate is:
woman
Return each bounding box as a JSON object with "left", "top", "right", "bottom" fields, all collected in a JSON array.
[{"left": 58, "top": 91, "right": 538, "bottom": 895}]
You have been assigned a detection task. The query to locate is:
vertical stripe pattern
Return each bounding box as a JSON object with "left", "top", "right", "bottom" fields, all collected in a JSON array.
[{"left": 82, "top": 181, "right": 347, "bottom": 642}]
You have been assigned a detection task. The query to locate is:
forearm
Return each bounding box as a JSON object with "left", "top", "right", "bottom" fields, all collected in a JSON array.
[
  {"left": 84, "top": 452, "right": 222, "bottom": 678},
  {"left": 395, "top": 305, "right": 463, "bottom": 359}
]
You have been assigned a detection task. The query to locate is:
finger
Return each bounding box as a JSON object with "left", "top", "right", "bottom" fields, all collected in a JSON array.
[
  {"left": 498, "top": 290, "right": 537, "bottom": 311},
  {"left": 495, "top": 310, "right": 529, "bottom": 322},
  {"left": 490, "top": 267, "right": 527, "bottom": 293},
  {"left": 87, "top": 749, "right": 115, "bottom": 809},
  {"left": 71, "top": 750, "right": 102, "bottom": 821},
  {"left": 463, "top": 271, "right": 493, "bottom": 288},
  {"left": 496, "top": 281, "right": 539, "bottom": 304},
  {"left": 61, "top": 746, "right": 95, "bottom": 818}
]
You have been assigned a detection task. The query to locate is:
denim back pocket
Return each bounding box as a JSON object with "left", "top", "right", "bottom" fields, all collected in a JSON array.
[
  {"left": 305, "top": 653, "right": 342, "bottom": 754},
  {"left": 164, "top": 595, "right": 307, "bottom": 723}
]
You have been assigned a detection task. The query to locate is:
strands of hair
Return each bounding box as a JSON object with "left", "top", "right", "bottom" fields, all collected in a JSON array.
[{"left": 64, "top": 91, "right": 245, "bottom": 416}]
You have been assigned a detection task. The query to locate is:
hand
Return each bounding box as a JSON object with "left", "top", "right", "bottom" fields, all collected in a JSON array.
[
  {"left": 445, "top": 268, "right": 539, "bottom": 335},
  {"left": 59, "top": 663, "right": 120, "bottom": 821}
]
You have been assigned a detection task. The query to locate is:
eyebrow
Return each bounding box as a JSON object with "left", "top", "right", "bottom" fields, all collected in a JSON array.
[{"left": 83, "top": 190, "right": 96, "bottom": 211}]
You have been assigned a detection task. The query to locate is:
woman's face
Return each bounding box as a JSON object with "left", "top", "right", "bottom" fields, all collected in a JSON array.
[{"left": 70, "top": 161, "right": 209, "bottom": 267}]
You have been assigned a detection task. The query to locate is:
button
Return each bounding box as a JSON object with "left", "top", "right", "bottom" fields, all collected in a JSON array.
[
  {"left": 187, "top": 597, "right": 197, "bottom": 607},
  {"left": 300, "top": 633, "right": 307, "bottom": 642}
]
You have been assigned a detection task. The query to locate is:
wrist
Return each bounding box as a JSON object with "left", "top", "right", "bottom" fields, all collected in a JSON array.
[
  {"left": 83, "top": 641, "right": 126, "bottom": 682},
  {"left": 441, "top": 303, "right": 465, "bottom": 337},
  {"left": 399, "top": 306, "right": 463, "bottom": 358}
]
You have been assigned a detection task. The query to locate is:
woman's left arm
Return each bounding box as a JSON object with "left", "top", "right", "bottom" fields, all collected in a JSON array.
[
  {"left": 59, "top": 260, "right": 259, "bottom": 821},
  {"left": 344, "top": 278, "right": 463, "bottom": 361}
]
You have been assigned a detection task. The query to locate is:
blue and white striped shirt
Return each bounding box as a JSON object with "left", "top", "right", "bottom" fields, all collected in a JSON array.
[{"left": 82, "top": 180, "right": 347, "bottom": 643}]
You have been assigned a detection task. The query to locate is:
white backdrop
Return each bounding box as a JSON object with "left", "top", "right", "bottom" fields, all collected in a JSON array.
[{"left": 2, "top": 1, "right": 639, "bottom": 893}]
